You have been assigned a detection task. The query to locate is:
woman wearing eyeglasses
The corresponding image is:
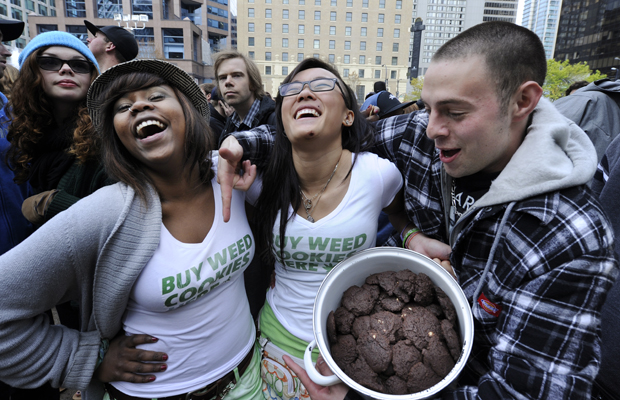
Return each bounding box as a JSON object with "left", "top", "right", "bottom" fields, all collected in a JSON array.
[
  {"left": 219, "top": 58, "right": 450, "bottom": 400},
  {"left": 6, "top": 31, "right": 111, "bottom": 226}
]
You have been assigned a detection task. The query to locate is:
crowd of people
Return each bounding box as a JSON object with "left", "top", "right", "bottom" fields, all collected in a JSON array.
[{"left": 0, "top": 18, "right": 618, "bottom": 400}]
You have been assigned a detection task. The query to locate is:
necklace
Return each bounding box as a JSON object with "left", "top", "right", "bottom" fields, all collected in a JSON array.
[{"left": 300, "top": 156, "right": 341, "bottom": 222}]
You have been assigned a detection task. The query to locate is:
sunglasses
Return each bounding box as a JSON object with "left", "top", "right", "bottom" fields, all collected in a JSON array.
[
  {"left": 279, "top": 78, "right": 344, "bottom": 97},
  {"left": 36, "top": 56, "right": 94, "bottom": 74}
]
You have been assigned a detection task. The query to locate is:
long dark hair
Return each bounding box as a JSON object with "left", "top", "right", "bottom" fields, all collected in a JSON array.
[
  {"left": 6, "top": 46, "right": 99, "bottom": 184},
  {"left": 96, "top": 72, "right": 215, "bottom": 203},
  {"left": 254, "top": 58, "right": 375, "bottom": 265}
]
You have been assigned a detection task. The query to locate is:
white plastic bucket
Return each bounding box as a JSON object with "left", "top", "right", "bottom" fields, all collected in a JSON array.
[{"left": 304, "top": 247, "right": 474, "bottom": 399}]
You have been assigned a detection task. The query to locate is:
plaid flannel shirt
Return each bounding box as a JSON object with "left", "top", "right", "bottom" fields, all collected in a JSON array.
[{"left": 235, "top": 112, "right": 618, "bottom": 400}]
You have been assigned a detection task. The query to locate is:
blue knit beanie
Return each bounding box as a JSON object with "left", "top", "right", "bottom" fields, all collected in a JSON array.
[{"left": 18, "top": 31, "right": 100, "bottom": 72}]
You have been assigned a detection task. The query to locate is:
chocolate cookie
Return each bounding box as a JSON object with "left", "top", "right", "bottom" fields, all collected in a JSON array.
[
  {"left": 370, "top": 311, "right": 402, "bottom": 343},
  {"left": 413, "top": 273, "right": 434, "bottom": 306},
  {"left": 331, "top": 334, "right": 358, "bottom": 370},
  {"left": 422, "top": 335, "right": 455, "bottom": 377},
  {"left": 351, "top": 315, "right": 371, "bottom": 339},
  {"left": 342, "top": 286, "right": 376, "bottom": 316},
  {"left": 334, "top": 306, "right": 355, "bottom": 334},
  {"left": 327, "top": 310, "right": 337, "bottom": 344},
  {"left": 392, "top": 340, "right": 422, "bottom": 379},
  {"left": 366, "top": 271, "right": 398, "bottom": 296},
  {"left": 385, "top": 375, "right": 409, "bottom": 395},
  {"left": 407, "top": 362, "right": 441, "bottom": 393},
  {"left": 435, "top": 286, "right": 457, "bottom": 325},
  {"left": 345, "top": 355, "right": 385, "bottom": 393},
  {"left": 401, "top": 305, "right": 442, "bottom": 351},
  {"left": 381, "top": 296, "right": 406, "bottom": 312},
  {"left": 441, "top": 319, "right": 461, "bottom": 362},
  {"left": 357, "top": 330, "right": 392, "bottom": 373}
]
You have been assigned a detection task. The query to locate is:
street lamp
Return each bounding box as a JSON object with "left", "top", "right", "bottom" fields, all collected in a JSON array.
[{"left": 382, "top": 64, "right": 388, "bottom": 90}]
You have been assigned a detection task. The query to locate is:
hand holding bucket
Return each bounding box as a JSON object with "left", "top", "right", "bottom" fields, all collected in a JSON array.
[{"left": 304, "top": 340, "right": 341, "bottom": 386}]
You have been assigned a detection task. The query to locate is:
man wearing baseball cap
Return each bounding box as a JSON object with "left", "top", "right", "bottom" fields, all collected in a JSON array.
[{"left": 84, "top": 20, "right": 138, "bottom": 71}]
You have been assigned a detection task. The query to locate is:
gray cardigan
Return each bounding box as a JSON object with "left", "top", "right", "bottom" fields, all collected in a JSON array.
[{"left": 0, "top": 183, "right": 162, "bottom": 400}]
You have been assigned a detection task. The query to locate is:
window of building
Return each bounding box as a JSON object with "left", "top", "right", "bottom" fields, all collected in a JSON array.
[
  {"left": 265, "top": 8, "right": 271, "bottom": 17},
  {"left": 362, "top": 0, "right": 368, "bottom": 6},
  {"left": 359, "top": 69, "right": 365, "bottom": 78},
  {"left": 98, "top": 0, "right": 122, "bottom": 18},
  {"left": 396, "top": 0, "right": 401, "bottom": 8},
  {"left": 344, "top": 41, "right": 351, "bottom": 50},
  {"left": 298, "top": 39, "right": 304, "bottom": 47},
  {"left": 299, "top": 0, "right": 304, "bottom": 3},
  {"left": 298, "top": 10, "right": 304, "bottom": 18},
  {"left": 266, "top": 66, "right": 272, "bottom": 75},
  {"left": 283, "top": 0, "right": 288, "bottom": 3},
  {"left": 65, "top": 0, "right": 86, "bottom": 17},
  {"left": 25, "top": 0, "right": 34, "bottom": 11},
  {"left": 375, "top": 69, "right": 381, "bottom": 78},
  {"left": 314, "top": 25, "right": 320, "bottom": 34},
  {"left": 265, "top": 37, "right": 272, "bottom": 47},
  {"left": 391, "top": 70, "right": 397, "bottom": 79},
  {"left": 134, "top": 27, "right": 155, "bottom": 47},
  {"left": 0, "top": 4, "right": 6, "bottom": 16},
  {"left": 248, "top": 37, "right": 255, "bottom": 46},
  {"left": 207, "top": 18, "right": 228, "bottom": 30},
  {"left": 331, "top": 0, "right": 336, "bottom": 5},
  {"left": 248, "top": 22, "right": 255, "bottom": 31},
  {"left": 330, "top": 11, "right": 336, "bottom": 20},
  {"left": 379, "top": 0, "right": 384, "bottom": 8},
  {"left": 39, "top": 4, "right": 48, "bottom": 15},
  {"left": 37, "top": 24, "right": 58, "bottom": 33},
  {"left": 283, "top": 9, "right": 288, "bottom": 18},
  {"left": 283, "top": 23, "right": 289, "bottom": 32},
  {"left": 392, "top": 56, "right": 398, "bottom": 65},
  {"left": 283, "top": 52, "right": 289, "bottom": 60},
  {"left": 361, "top": 27, "right": 366, "bottom": 36},
  {"left": 315, "top": 0, "right": 321, "bottom": 4},
  {"left": 361, "top": 13, "right": 367, "bottom": 22},
  {"left": 313, "top": 53, "right": 319, "bottom": 58},
  {"left": 329, "top": 54, "right": 335, "bottom": 62},
  {"left": 283, "top": 66, "right": 289, "bottom": 75},
  {"left": 346, "top": 12, "right": 351, "bottom": 21},
  {"left": 265, "top": 23, "right": 271, "bottom": 32},
  {"left": 330, "top": 26, "right": 335, "bottom": 35},
  {"left": 343, "top": 68, "right": 349, "bottom": 77},
  {"left": 297, "top": 53, "right": 304, "bottom": 61},
  {"left": 344, "top": 55, "right": 350, "bottom": 63},
  {"left": 392, "top": 43, "right": 399, "bottom": 51},
  {"left": 163, "top": 28, "right": 183, "bottom": 58},
  {"left": 360, "top": 41, "right": 366, "bottom": 50},
  {"left": 132, "top": 0, "right": 153, "bottom": 19},
  {"left": 375, "top": 56, "right": 381, "bottom": 64},
  {"left": 314, "top": 10, "right": 320, "bottom": 19},
  {"left": 282, "top": 38, "right": 289, "bottom": 47},
  {"left": 395, "top": 14, "right": 401, "bottom": 23},
  {"left": 248, "top": 8, "right": 254, "bottom": 16},
  {"left": 345, "top": 27, "right": 351, "bottom": 36},
  {"left": 249, "top": 51, "right": 255, "bottom": 59},
  {"left": 314, "top": 39, "right": 320, "bottom": 48},
  {"left": 298, "top": 24, "right": 304, "bottom": 34},
  {"left": 359, "top": 55, "right": 365, "bottom": 63},
  {"left": 394, "top": 29, "right": 399, "bottom": 38},
  {"left": 376, "top": 42, "right": 382, "bottom": 51},
  {"left": 346, "top": 0, "right": 352, "bottom": 6},
  {"left": 329, "top": 40, "right": 335, "bottom": 49},
  {"left": 378, "top": 14, "right": 384, "bottom": 23},
  {"left": 67, "top": 25, "right": 87, "bottom": 43},
  {"left": 266, "top": 51, "right": 272, "bottom": 60}
]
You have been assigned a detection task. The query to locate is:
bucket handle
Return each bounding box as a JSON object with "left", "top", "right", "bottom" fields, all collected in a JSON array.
[{"left": 304, "top": 340, "right": 342, "bottom": 386}]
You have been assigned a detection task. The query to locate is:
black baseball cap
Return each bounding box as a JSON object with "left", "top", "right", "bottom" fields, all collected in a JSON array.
[
  {"left": 0, "top": 20, "right": 25, "bottom": 42},
  {"left": 375, "top": 91, "right": 414, "bottom": 118},
  {"left": 84, "top": 20, "right": 139, "bottom": 61}
]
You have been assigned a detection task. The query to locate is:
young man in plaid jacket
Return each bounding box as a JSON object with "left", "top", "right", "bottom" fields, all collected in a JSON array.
[{"left": 219, "top": 22, "right": 618, "bottom": 400}]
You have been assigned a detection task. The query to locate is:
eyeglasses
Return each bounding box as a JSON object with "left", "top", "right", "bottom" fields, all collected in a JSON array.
[
  {"left": 279, "top": 78, "right": 344, "bottom": 97},
  {"left": 36, "top": 56, "right": 94, "bottom": 74}
]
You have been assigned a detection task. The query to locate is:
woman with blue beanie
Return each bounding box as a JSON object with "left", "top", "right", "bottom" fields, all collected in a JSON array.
[{"left": 6, "top": 31, "right": 112, "bottom": 225}]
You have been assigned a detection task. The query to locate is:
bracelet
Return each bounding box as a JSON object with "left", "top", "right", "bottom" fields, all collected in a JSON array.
[
  {"left": 400, "top": 223, "right": 413, "bottom": 241},
  {"left": 401, "top": 227, "right": 420, "bottom": 248},
  {"left": 405, "top": 230, "right": 422, "bottom": 249},
  {"left": 95, "top": 338, "right": 110, "bottom": 370}
]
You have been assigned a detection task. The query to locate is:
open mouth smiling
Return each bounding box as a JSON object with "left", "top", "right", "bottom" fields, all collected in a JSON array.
[
  {"left": 295, "top": 108, "right": 321, "bottom": 119},
  {"left": 136, "top": 120, "right": 167, "bottom": 139}
]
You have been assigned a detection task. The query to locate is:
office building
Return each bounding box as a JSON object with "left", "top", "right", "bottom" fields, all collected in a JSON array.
[
  {"left": 521, "top": 0, "right": 561, "bottom": 59},
  {"left": 237, "top": 0, "right": 414, "bottom": 102},
  {"left": 555, "top": 0, "right": 620, "bottom": 77},
  {"left": 25, "top": 0, "right": 235, "bottom": 80},
  {"left": 0, "top": 0, "right": 57, "bottom": 50}
]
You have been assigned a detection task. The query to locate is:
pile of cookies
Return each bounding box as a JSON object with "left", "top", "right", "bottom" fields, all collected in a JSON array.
[{"left": 326, "top": 269, "right": 462, "bottom": 395}]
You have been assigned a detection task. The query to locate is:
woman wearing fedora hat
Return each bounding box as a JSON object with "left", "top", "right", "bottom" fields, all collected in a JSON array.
[{"left": 0, "top": 60, "right": 262, "bottom": 400}]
